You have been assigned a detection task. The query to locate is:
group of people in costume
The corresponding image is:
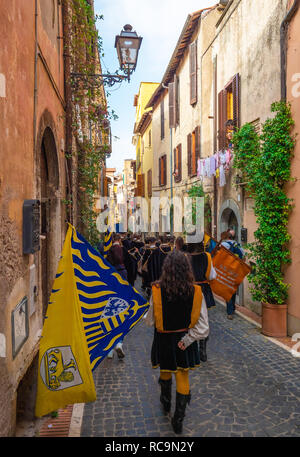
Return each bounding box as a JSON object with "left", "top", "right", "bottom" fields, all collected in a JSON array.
[{"left": 99, "top": 229, "right": 244, "bottom": 434}]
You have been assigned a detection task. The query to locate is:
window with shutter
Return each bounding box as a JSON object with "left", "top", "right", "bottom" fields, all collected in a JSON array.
[
  {"left": 195, "top": 126, "right": 200, "bottom": 169},
  {"left": 190, "top": 40, "right": 197, "bottom": 105},
  {"left": 187, "top": 133, "right": 192, "bottom": 176},
  {"left": 141, "top": 173, "right": 145, "bottom": 197},
  {"left": 218, "top": 73, "right": 241, "bottom": 150},
  {"left": 174, "top": 144, "right": 182, "bottom": 183},
  {"left": 232, "top": 73, "right": 240, "bottom": 128},
  {"left": 168, "top": 82, "right": 175, "bottom": 128},
  {"left": 159, "top": 156, "right": 167, "bottom": 186},
  {"left": 159, "top": 157, "right": 162, "bottom": 186},
  {"left": 163, "top": 155, "right": 167, "bottom": 186},
  {"left": 175, "top": 75, "right": 180, "bottom": 126},
  {"left": 191, "top": 131, "right": 196, "bottom": 176},
  {"left": 147, "top": 169, "right": 152, "bottom": 197},
  {"left": 137, "top": 174, "right": 141, "bottom": 196},
  {"left": 218, "top": 89, "right": 227, "bottom": 150},
  {"left": 160, "top": 99, "right": 165, "bottom": 140},
  {"left": 137, "top": 174, "right": 145, "bottom": 197}
]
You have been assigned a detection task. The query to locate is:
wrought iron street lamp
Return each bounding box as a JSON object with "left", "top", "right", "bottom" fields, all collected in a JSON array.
[
  {"left": 114, "top": 24, "right": 143, "bottom": 82},
  {"left": 71, "top": 24, "right": 142, "bottom": 88}
]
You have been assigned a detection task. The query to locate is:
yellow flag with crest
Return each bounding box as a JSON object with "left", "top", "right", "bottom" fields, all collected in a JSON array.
[{"left": 35, "top": 226, "right": 96, "bottom": 417}]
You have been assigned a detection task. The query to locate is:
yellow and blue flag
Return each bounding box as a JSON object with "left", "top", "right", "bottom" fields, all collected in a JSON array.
[
  {"left": 103, "top": 228, "right": 112, "bottom": 258},
  {"left": 35, "top": 224, "right": 149, "bottom": 417},
  {"left": 204, "top": 232, "right": 217, "bottom": 254}
]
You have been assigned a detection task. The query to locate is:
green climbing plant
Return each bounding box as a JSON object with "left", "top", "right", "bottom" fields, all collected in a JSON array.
[
  {"left": 65, "top": 0, "right": 118, "bottom": 247},
  {"left": 233, "top": 101, "right": 295, "bottom": 304}
]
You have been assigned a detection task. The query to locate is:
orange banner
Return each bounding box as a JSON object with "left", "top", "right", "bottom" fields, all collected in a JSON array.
[{"left": 210, "top": 246, "right": 251, "bottom": 302}]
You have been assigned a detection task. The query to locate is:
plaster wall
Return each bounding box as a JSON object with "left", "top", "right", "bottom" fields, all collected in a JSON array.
[
  {"left": 0, "top": 0, "right": 66, "bottom": 436},
  {"left": 285, "top": 4, "right": 300, "bottom": 333}
]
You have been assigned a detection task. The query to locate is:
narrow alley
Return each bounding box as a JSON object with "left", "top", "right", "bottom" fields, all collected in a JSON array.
[{"left": 79, "top": 281, "right": 300, "bottom": 438}]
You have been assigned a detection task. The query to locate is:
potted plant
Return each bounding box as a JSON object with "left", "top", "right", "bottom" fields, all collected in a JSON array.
[{"left": 233, "top": 102, "right": 295, "bottom": 337}]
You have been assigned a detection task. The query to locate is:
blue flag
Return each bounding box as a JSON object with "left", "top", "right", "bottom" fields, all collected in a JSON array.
[
  {"left": 103, "top": 228, "right": 112, "bottom": 258},
  {"left": 71, "top": 225, "right": 149, "bottom": 371},
  {"left": 204, "top": 233, "right": 217, "bottom": 254}
]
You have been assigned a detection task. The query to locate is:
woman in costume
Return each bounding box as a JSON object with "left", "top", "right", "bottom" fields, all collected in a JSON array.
[
  {"left": 175, "top": 236, "right": 186, "bottom": 252},
  {"left": 145, "top": 250, "right": 209, "bottom": 434},
  {"left": 186, "top": 241, "right": 217, "bottom": 362}
]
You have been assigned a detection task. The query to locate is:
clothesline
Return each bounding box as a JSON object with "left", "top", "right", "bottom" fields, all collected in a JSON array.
[{"left": 197, "top": 149, "right": 233, "bottom": 187}]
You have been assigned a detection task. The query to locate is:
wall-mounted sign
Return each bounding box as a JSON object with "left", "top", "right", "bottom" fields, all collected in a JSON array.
[{"left": 11, "top": 297, "right": 29, "bottom": 359}]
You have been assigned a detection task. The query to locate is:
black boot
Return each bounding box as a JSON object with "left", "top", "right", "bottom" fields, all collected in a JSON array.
[
  {"left": 199, "top": 337, "right": 208, "bottom": 362},
  {"left": 158, "top": 378, "right": 172, "bottom": 414},
  {"left": 171, "top": 392, "right": 190, "bottom": 434}
]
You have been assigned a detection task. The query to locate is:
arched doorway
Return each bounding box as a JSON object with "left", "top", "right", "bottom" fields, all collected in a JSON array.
[
  {"left": 220, "top": 208, "right": 239, "bottom": 240},
  {"left": 16, "top": 120, "right": 61, "bottom": 430},
  {"left": 218, "top": 199, "right": 242, "bottom": 243},
  {"left": 39, "top": 125, "right": 60, "bottom": 317}
]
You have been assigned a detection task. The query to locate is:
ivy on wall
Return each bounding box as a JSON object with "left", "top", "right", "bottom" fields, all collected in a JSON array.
[
  {"left": 66, "top": 0, "right": 117, "bottom": 247},
  {"left": 233, "top": 101, "right": 295, "bottom": 305}
]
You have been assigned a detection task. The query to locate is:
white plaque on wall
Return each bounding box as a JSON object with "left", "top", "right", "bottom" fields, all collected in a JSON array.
[
  {"left": 29, "top": 264, "right": 37, "bottom": 316},
  {"left": 11, "top": 297, "right": 29, "bottom": 358}
]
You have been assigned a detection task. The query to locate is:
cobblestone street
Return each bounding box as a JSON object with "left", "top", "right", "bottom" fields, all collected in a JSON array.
[{"left": 80, "top": 282, "right": 300, "bottom": 438}]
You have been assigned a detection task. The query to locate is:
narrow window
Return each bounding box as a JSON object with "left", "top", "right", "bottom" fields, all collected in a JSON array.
[
  {"left": 190, "top": 40, "right": 197, "bottom": 105},
  {"left": 160, "top": 100, "right": 165, "bottom": 140}
]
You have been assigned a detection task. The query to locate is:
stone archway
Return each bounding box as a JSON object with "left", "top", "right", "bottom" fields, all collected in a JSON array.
[
  {"left": 218, "top": 199, "right": 242, "bottom": 243},
  {"left": 35, "top": 111, "right": 62, "bottom": 317}
]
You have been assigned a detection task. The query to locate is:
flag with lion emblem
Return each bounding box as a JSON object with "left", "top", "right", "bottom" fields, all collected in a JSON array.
[{"left": 35, "top": 224, "right": 149, "bottom": 417}]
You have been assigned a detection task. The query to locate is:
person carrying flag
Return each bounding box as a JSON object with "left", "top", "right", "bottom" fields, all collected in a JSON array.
[
  {"left": 35, "top": 224, "right": 149, "bottom": 417},
  {"left": 122, "top": 233, "right": 139, "bottom": 287},
  {"left": 103, "top": 228, "right": 113, "bottom": 258},
  {"left": 145, "top": 250, "right": 209, "bottom": 435},
  {"left": 106, "top": 234, "right": 128, "bottom": 359}
]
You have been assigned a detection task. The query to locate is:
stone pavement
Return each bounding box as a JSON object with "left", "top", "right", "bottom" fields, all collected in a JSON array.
[{"left": 80, "top": 283, "right": 300, "bottom": 438}]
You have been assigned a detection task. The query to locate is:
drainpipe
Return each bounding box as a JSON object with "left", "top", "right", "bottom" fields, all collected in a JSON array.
[
  {"left": 62, "top": 0, "right": 73, "bottom": 224},
  {"left": 162, "top": 83, "right": 173, "bottom": 235},
  {"left": 33, "top": 0, "right": 38, "bottom": 157},
  {"left": 170, "top": 126, "right": 173, "bottom": 235},
  {"left": 280, "top": 0, "right": 300, "bottom": 101}
]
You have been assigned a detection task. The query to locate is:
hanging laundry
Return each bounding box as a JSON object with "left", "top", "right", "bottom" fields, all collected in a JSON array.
[
  {"left": 225, "top": 148, "right": 233, "bottom": 170},
  {"left": 219, "top": 165, "right": 226, "bottom": 187},
  {"left": 205, "top": 158, "right": 211, "bottom": 177},
  {"left": 210, "top": 156, "right": 216, "bottom": 176},
  {"left": 214, "top": 152, "right": 220, "bottom": 170},
  {"left": 197, "top": 159, "right": 202, "bottom": 177},
  {"left": 220, "top": 151, "right": 227, "bottom": 166}
]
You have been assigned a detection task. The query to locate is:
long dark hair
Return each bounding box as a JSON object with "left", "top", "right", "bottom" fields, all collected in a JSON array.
[{"left": 160, "top": 250, "right": 195, "bottom": 301}]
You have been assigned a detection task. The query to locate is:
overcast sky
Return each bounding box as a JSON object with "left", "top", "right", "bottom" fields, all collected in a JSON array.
[{"left": 94, "top": 0, "right": 218, "bottom": 173}]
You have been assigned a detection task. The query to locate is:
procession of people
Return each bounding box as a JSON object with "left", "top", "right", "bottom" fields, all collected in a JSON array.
[{"left": 101, "top": 229, "right": 247, "bottom": 434}]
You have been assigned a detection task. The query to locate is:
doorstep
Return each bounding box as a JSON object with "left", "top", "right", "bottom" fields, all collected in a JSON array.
[{"left": 38, "top": 405, "right": 74, "bottom": 437}]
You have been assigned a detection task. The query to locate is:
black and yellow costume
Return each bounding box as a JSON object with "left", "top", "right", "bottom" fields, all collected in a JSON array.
[
  {"left": 151, "top": 283, "right": 202, "bottom": 372},
  {"left": 150, "top": 282, "right": 203, "bottom": 434},
  {"left": 186, "top": 250, "right": 215, "bottom": 363},
  {"left": 187, "top": 251, "right": 216, "bottom": 309}
]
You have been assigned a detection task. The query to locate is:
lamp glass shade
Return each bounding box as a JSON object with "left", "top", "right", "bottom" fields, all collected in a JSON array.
[{"left": 115, "top": 26, "right": 142, "bottom": 72}]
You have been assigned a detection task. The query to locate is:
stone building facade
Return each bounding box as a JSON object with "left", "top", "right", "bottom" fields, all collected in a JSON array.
[
  {"left": 285, "top": 0, "right": 300, "bottom": 335},
  {"left": 0, "top": 0, "right": 66, "bottom": 436},
  {"left": 144, "top": 0, "right": 300, "bottom": 331},
  {"left": 0, "top": 0, "right": 109, "bottom": 436}
]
